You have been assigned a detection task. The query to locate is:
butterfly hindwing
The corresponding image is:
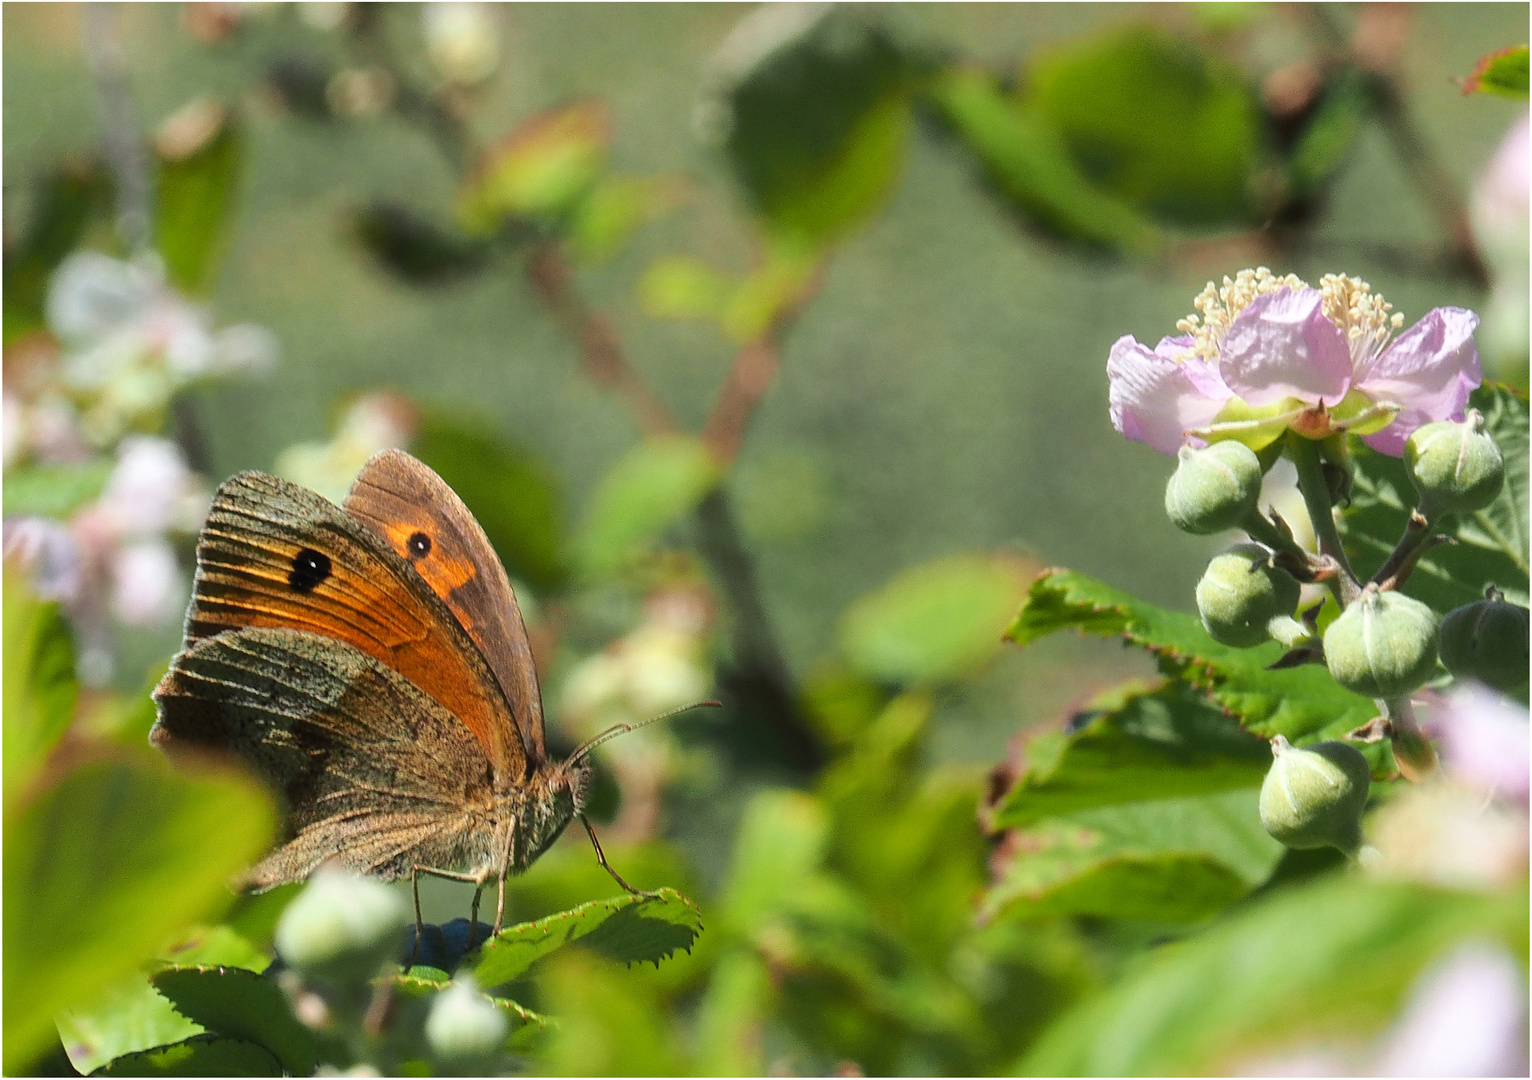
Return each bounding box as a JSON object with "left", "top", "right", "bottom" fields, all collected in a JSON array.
[
  {"left": 152, "top": 627, "right": 499, "bottom": 886},
  {"left": 182, "top": 468, "right": 524, "bottom": 780},
  {"left": 344, "top": 449, "right": 547, "bottom": 765}
]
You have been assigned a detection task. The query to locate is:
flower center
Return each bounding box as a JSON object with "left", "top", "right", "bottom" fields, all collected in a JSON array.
[
  {"left": 1176, "top": 267, "right": 1307, "bottom": 362},
  {"left": 1317, "top": 272, "right": 1405, "bottom": 368}
]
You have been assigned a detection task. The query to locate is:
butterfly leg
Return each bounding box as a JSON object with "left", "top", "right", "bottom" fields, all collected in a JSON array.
[
  {"left": 493, "top": 875, "right": 507, "bottom": 936},
  {"left": 581, "top": 814, "right": 655, "bottom": 897},
  {"left": 467, "top": 883, "right": 484, "bottom": 951},
  {"left": 409, "top": 864, "right": 486, "bottom": 966},
  {"left": 408, "top": 867, "right": 425, "bottom": 969}
]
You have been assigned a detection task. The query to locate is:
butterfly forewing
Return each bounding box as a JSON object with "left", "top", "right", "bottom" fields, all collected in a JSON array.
[
  {"left": 181, "top": 469, "right": 524, "bottom": 781},
  {"left": 344, "top": 449, "right": 547, "bottom": 765}
]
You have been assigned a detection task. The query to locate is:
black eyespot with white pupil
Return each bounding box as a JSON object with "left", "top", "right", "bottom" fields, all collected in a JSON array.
[
  {"left": 288, "top": 548, "right": 331, "bottom": 593},
  {"left": 407, "top": 532, "right": 431, "bottom": 558}
]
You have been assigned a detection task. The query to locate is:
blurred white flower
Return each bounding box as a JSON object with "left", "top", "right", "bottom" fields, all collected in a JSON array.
[
  {"left": 95, "top": 435, "right": 208, "bottom": 537},
  {"left": 423, "top": 3, "right": 500, "bottom": 86},
  {"left": 110, "top": 539, "right": 184, "bottom": 626},
  {"left": 1424, "top": 681, "right": 1530, "bottom": 803},
  {"left": 3, "top": 517, "right": 84, "bottom": 605},
  {"left": 44, "top": 252, "right": 276, "bottom": 447},
  {"left": 274, "top": 391, "right": 419, "bottom": 505},
  {"left": 1364, "top": 780, "right": 1528, "bottom": 890},
  {"left": 1471, "top": 113, "right": 1530, "bottom": 373},
  {"left": 1373, "top": 941, "right": 1528, "bottom": 1077}
]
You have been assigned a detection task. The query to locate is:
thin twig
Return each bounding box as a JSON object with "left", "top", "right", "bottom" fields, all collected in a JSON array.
[{"left": 82, "top": 3, "right": 152, "bottom": 254}]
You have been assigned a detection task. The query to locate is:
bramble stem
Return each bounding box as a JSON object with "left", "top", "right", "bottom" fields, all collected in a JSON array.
[
  {"left": 1287, "top": 433, "right": 1361, "bottom": 605},
  {"left": 1382, "top": 696, "right": 1437, "bottom": 781}
]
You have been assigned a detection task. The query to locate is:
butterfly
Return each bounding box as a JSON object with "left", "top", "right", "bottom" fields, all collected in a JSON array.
[{"left": 150, "top": 448, "right": 713, "bottom": 951}]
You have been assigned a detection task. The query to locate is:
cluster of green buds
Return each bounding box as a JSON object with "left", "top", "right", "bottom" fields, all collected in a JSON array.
[{"left": 1163, "top": 408, "right": 1525, "bottom": 854}]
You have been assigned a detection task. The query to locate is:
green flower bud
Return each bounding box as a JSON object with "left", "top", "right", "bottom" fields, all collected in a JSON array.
[
  {"left": 1439, "top": 587, "right": 1530, "bottom": 699},
  {"left": 1196, "top": 543, "right": 1300, "bottom": 648},
  {"left": 1404, "top": 410, "right": 1505, "bottom": 515},
  {"left": 426, "top": 976, "right": 508, "bottom": 1068},
  {"left": 274, "top": 867, "right": 408, "bottom": 986},
  {"left": 1323, "top": 584, "right": 1439, "bottom": 699},
  {"left": 1259, "top": 735, "right": 1370, "bottom": 854},
  {"left": 1164, "top": 441, "right": 1264, "bottom": 535}
]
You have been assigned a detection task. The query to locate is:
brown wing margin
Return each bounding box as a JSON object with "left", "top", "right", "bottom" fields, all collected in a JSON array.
[{"left": 344, "top": 449, "right": 547, "bottom": 767}]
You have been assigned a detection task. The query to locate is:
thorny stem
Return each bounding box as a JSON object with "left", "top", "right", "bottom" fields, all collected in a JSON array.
[
  {"left": 1287, "top": 433, "right": 1362, "bottom": 605},
  {"left": 1382, "top": 695, "right": 1438, "bottom": 781},
  {"left": 1370, "top": 507, "right": 1450, "bottom": 591},
  {"left": 82, "top": 3, "right": 153, "bottom": 255}
]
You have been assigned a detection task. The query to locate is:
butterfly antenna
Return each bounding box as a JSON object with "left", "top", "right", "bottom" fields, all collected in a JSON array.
[{"left": 565, "top": 700, "right": 722, "bottom": 767}]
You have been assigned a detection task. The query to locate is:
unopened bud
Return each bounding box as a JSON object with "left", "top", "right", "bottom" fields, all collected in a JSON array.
[
  {"left": 1259, "top": 735, "right": 1370, "bottom": 854},
  {"left": 1164, "top": 441, "right": 1264, "bottom": 535},
  {"left": 1439, "top": 587, "right": 1529, "bottom": 699},
  {"left": 274, "top": 867, "right": 408, "bottom": 986},
  {"left": 1404, "top": 410, "right": 1505, "bottom": 516},
  {"left": 426, "top": 976, "right": 508, "bottom": 1068},
  {"left": 1324, "top": 584, "right": 1439, "bottom": 699},
  {"left": 1196, "top": 543, "right": 1300, "bottom": 648}
]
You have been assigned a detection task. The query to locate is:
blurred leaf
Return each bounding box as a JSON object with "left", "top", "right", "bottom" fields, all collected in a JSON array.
[
  {"left": 471, "top": 888, "right": 702, "bottom": 987},
  {"left": 1020, "top": 877, "right": 1528, "bottom": 1075},
  {"left": 2, "top": 158, "right": 112, "bottom": 344},
  {"left": 1285, "top": 69, "right": 1369, "bottom": 200},
  {"left": 151, "top": 967, "right": 316, "bottom": 1076},
  {"left": 536, "top": 948, "right": 685, "bottom": 1076},
  {"left": 721, "top": 789, "right": 830, "bottom": 928},
  {"left": 2, "top": 458, "right": 114, "bottom": 518},
  {"left": 927, "top": 68, "right": 1161, "bottom": 254},
  {"left": 1026, "top": 26, "right": 1267, "bottom": 225},
  {"left": 1009, "top": 570, "right": 1381, "bottom": 749},
  {"left": 412, "top": 413, "right": 568, "bottom": 592},
  {"left": 984, "top": 789, "right": 1282, "bottom": 923},
  {"left": 1461, "top": 44, "right": 1530, "bottom": 99},
  {"left": 3, "top": 565, "right": 78, "bottom": 795},
  {"left": 156, "top": 925, "right": 269, "bottom": 973},
  {"left": 354, "top": 201, "right": 488, "bottom": 285},
  {"left": 2, "top": 751, "right": 276, "bottom": 1072},
  {"left": 221, "top": 883, "right": 302, "bottom": 953},
  {"left": 565, "top": 176, "right": 676, "bottom": 264},
  {"left": 708, "top": 6, "right": 916, "bottom": 244},
  {"left": 721, "top": 240, "right": 820, "bottom": 343},
  {"left": 802, "top": 660, "right": 890, "bottom": 748},
  {"left": 840, "top": 554, "right": 1034, "bottom": 685},
  {"left": 577, "top": 436, "right": 720, "bottom": 580},
  {"left": 994, "top": 681, "right": 1271, "bottom": 829},
  {"left": 56, "top": 975, "right": 202, "bottom": 1076},
  {"left": 1344, "top": 384, "right": 1529, "bottom": 609},
  {"left": 459, "top": 101, "right": 610, "bottom": 233},
  {"left": 93, "top": 1035, "right": 281, "bottom": 1077},
  {"left": 154, "top": 102, "right": 243, "bottom": 296},
  {"left": 638, "top": 255, "right": 733, "bottom": 322},
  {"left": 694, "top": 948, "right": 771, "bottom": 1076}
]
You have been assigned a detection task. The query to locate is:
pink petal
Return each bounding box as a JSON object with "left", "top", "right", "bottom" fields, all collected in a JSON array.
[
  {"left": 1108, "top": 335, "right": 1229, "bottom": 455},
  {"left": 1358, "top": 307, "right": 1481, "bottom": 456},
  {"left": 1220, "top": 289, "right": 1352, "bottom": 408}
]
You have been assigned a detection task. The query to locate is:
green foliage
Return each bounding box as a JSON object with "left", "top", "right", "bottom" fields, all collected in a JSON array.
[
  {"left": 1008, "top": 569, "right": 1381, "bottom": 749},
  {"left": 152, "top": 966, "right": 318, "bottom": 1075},
  {"left": 1020, "top": 878, "right": 1528, "bottom": 1075},
  {"left": 1024, "top": 26, "right": 1266, "bottom": 226},
  {"left": 155, "top": 105, "right": 244, "bottom": 296},
  {"left": 2, "top": 457, "right": 114, "bottom": 519},
  {"left": 459, "top": 101, "right": 609, "bottom": 232},
  {"left": 471, "top": 889, "right": 703, "bottom": 987},
  {"left": 2, "top": 158, "right": 111, "bottom": 344},
  {"left": 1345, "top": 384, "right": 1530, "bottom": 609},
  {"left": 3, "top": 753, "right": 276, "bottom": 1072},
  {"left": 56, "top": 975, "right": 203, "bottom": 1076},
  {"left": 1285, "top": 69, "right": 1370, "bottom": 201},
  {"left": 95, "top": 1034, "right": 282, "bottom": 1077},
  {"left": 2, "top": 567, "right": 78, "bottom": 794},
  {"left": 577, "top": 436, "right": 720, "bottom": 579},
  {"left": 353, "top": 202, "right": 488, "bottom": 285},
  {"left": 927, "top": 68, "right": 1161, "bottom": 253},
  {"left": 1462, "top": 44, "right": 1531, "bottom": 99},
  {"left": 709, "top": 7, "right": 917, "bottom": 245},
  {"left": 838, "top": 554, "right": 1033, "bottom": 685},
  {"left": 412, "top": 413, "right": 568, "bottom": 592}
]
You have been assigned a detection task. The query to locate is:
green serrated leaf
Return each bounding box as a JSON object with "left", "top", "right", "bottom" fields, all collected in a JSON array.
[
  {"left": 984, "top": 789, "right": 1283, "bottom": 923},
  {"left": 1462, "top": 44, "right": 1530, "bottom": 99},
  {"left": 577, "top": 436, "right": 720, "bottom": 580},
  {"left": 1019, "top": 877, "right": 1528, "bottom": 1075},
  {"left": 839, "top": 555, "right": 1034, "bottom": 685},
  {"left": 155, "top": 104, "right": 243, "bottom": 296},
  {"left": 3, "top": 565, "right": 79, "bottom": 795},
  {"left": 2, "top": 458, "right": 114, "bottom": 518},
  {"left": 56, "top": 975, "right": 203, "bottom": 1077},
  {"left": 927, "top": 68, "right": 1162, "bottom": 254},
  {"left": 93, "top": 1034, "right": 280, "bottom": 1077},
  {"left": 1007, "top": 569, "right": 1379, "bottom": 746},
  {"left": 151, "top": 966, "right": 316, "bottom": 1076},
  {"left": 471, "top": 888, "right": 703, "bottom": 987},
  {"left": 157, "top": 925, "right": 269, "bottom": 974},
  {"left": 412, "top": 413, "right": 568, "bottom": 592},
  {"left": 3, "top": 753, "right": 276, "bottom": 1073},
  {"left": 1344, "top": 384, "right": 1529, "bottom": 609},
  {"left": 994, "top": 681, "right": 1271, "bottom": 829}
]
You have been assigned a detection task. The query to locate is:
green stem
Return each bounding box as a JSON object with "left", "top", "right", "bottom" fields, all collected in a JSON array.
[
  {"left": 1287, "top": 433, "right": 1361, "bottom": 605},
  {"left": 1382, "top": 696, "right": 1437, "bottom": 782},
  {"left": 1369, "top": 507, "right": 1443, "bottom": 590}
]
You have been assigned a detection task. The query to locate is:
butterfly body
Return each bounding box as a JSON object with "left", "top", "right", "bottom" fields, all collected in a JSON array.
[{"left": 151, "top": 450, "right": 598, "bottom": 933}]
